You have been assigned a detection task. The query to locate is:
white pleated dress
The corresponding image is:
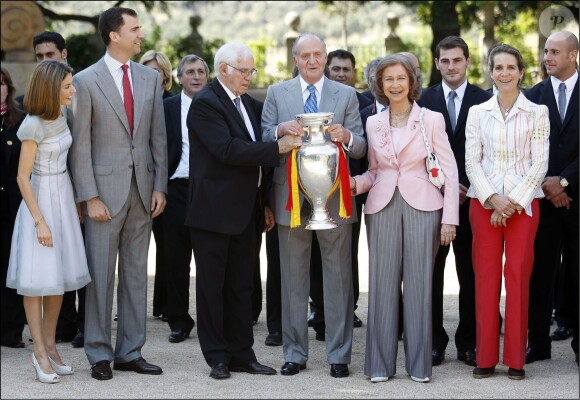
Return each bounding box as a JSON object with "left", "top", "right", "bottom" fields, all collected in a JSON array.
[{"left": 6, "top": 114, "right": 91, "bottom": 296}]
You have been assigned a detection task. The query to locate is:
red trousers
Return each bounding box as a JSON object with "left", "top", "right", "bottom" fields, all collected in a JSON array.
[{"left": 469, "top": 199, "right": 539, "bottom": 370}]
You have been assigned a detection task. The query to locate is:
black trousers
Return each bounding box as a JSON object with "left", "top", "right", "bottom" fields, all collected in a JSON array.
[
  {"left": 190, "top": 199, "right": 260, "bottom": 367},
  {"left": 163, "top": 178, "right": 194, "bottom": 332},
  {"left": 528, "top": 198, "right": 579, "bottom": 354},
  {"left": 152, "top": 214, "right": 167, "bottom": 318},
  {"left": 432, "top": 199, "right": 476, "bottom": 353}
]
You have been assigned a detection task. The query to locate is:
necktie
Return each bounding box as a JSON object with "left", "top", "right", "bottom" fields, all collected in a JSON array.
[
  {"left": 304, "top": 84, "right": 318, "bottom": 113},
  {"left": 558, "top": 82, "right": 567, "bottom": 122},
  {"left": 447, "top": 90, "right": 457, "bottom": 133},
  {"left": 121, "top": 64, "right": 134, "bottom": 136},
  {"left": 234, "top": 97, "right": 244, "bottom": 119}
]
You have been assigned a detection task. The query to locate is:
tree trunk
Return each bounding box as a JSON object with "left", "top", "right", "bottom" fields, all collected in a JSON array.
[
  {"left": 428, "top": 1, "right": 461, "bottom": 87},
  {"left": 481, "top": 1, "right": 496, "bottom": 90}
]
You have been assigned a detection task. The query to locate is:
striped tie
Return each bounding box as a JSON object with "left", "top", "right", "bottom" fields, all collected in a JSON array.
[{"left": 304, "top": 84, "right": 318, "bottom": 113}]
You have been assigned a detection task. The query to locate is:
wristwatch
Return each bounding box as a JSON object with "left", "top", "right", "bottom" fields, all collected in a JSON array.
[{"left": 559, "top": 176, "right": 569, "bottom": 187}]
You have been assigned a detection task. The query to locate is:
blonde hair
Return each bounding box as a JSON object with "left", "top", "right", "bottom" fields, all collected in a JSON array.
[
  {"left": 139, "top": 50, "right": 173, "bottom": 91},
  {"left": 23, "top": 60, "right": 73, "bottom": 120}
]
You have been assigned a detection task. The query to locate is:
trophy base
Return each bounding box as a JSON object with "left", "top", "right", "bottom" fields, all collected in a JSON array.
[{"left": 305, "top": 211, "right": 338, "bottom": 230}]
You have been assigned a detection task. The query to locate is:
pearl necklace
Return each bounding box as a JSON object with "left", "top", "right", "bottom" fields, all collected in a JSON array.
[{"left": 389, "top": 104, "right": 412, "bottom": 127}]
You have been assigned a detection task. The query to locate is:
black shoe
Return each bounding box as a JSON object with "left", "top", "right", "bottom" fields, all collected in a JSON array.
[
  {"left": 307, "top": 310, "right": 322, "bottom": 327},
  {"left": 230, "top": 361, "right": 276, "bottom": 375},
  {"left": 353, "top": 313, "right": 362, "bottom": 328},
  {"left": 472, "top": 366, "right": 495, "bottom": 379},
  {"left": 113, "top": 357, "right": 162, "bottom": 375},
  {"left": 71, "top": 329, "right": 84, "bottom": 348},
  {"left": 315, "top": 331, "right": 325, "bottom": 341},
  {"left": 210, "top": 362, "right": 230, "bottom": 379},
  {"left": 551, "top": 326, "right": 572, "bottom": 341},
  {"left": 161, "top": 314, "right": 169, "bottom": 322},
  {"left": 91, "top": 360, "right": 113, "bottom": 380},
  {"left": 265, "top": 332, "right": 283, "bottom": 346},
  {"left": 1, "top": 339, "right": 25, "bottom": 348},
  {"left": 525, "top": 347, "right": 551, "bottom": 364},
  {"left": 55, "top": 331, "right": 76, "bottom": 343},
  {"left": 330, "top": 363, "right": 349, "bottom": 378},
  {"left": 168, "top": 326, "right": 193, "bottom": 343},
  {"left": 432, "top": 349, "right": 445, "bottom": 366},
  {"left": 457, "top": 349, "right": 477, "bottom": 367},
  {"left": 280, "top": 361, "right": 306, "bottom": 376}
]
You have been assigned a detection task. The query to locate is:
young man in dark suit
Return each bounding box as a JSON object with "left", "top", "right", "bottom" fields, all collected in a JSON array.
[
  {"left": 524, "top": 30, "right": 579, "bottom": 366},
  {"left": 185, "top": 42, "right": 297, "bottom": 380},
  {"left": 418, "top": 36, "right": 492, "bottom": 367}
]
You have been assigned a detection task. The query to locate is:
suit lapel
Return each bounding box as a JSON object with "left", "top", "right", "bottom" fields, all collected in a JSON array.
[
  {"left": 539, "top": 79, "right": 561, "bottom": 129},
  {"left": 562, "top": 79, "right": 579, "bottom": 130},
  {"left": 93, "top": 58, "right": 131, "bottom": 135},
  {"left": 241, "top": 95, "right": 260, "bottom": 141},
  {"left": 319, "top": 78, "right": 339, "bottom": 113},
  {"left": 130, "top": 61, "right": 146, "bottom": 134},
  {"left": 213, "top": 81, "right": 253, "bottom": 141},
  {"left": 283, "top": 77, "right": 306, "bottom": 118}
]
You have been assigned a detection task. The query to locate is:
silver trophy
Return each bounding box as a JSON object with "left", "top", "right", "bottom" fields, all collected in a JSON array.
[{"left": 295, "top": 112, "right": 339, "bottom": 230}]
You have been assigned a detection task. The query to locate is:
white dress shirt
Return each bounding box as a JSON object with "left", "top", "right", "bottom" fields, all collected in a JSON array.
[
  {"left": 170, "top": 91, "right": 192, "bottom": 180},
  {"left": 442, "top": 80, "right": 467, "bottom": 127},
  {"left": 104, "top": 52, "right": 133, "bottom": 101},
  {"left": 550, "top": 71, "right": 578, "bottom": 118},
  {"left": 465, "top": 93, "right": 550, "bottom": 216}
]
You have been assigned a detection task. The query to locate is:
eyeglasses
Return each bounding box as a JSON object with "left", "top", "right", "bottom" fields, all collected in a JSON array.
[{"left": 225, "top": 63, "right": 257, "bottom": 77}]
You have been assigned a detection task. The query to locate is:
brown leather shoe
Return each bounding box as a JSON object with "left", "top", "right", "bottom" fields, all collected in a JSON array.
[
  {"left": 91, "top": 360, "right": 113, "bottom": 380},
  {"left": 113, "top": 357, "right": 162, "bottom": 375}
]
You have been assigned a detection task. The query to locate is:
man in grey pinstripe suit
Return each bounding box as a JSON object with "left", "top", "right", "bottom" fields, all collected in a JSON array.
[
  {"left": 69, "top": 7, "right": 167, "bottom": 380},
  {"left": 262, "top": 32, "right": 366, "bottom": 378}
]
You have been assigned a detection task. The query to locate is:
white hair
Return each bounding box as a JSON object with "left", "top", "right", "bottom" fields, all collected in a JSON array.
[{"left": 214, "top": 42, "right": 254, "bottom": 78}]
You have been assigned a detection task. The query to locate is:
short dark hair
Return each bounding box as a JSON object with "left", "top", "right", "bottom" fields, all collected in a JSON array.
[
  {"left": 373, "top": 54, "right": 421, "bottom": 107},
  {"left": 327, "top": 49, "right": 356, "bottom": 68},
  {"left": 488, "top": 44, "right": 526, "bottom": 87},
  {"left": 435, "top": 36, "right": 469, "bottom": 60},
  {"left": 98, "top": 7, "right": 138, "bottom": 47},
  {"left": 32, "top": 31, "right": 66, "bottom": 52}
]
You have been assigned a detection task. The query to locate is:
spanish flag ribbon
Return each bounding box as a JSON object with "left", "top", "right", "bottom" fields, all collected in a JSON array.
[
  {"left": 285, "top": 148, "right": 301, "bottom": 228},
  {"left": 285, "top": 144, "right": 352, "bottom": 228},
  {"left": 336, "top": 143, "right": 352, "bottom": 220}
]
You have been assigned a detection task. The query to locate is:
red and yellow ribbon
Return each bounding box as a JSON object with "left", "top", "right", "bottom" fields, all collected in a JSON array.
[{"left": 285, "top": 144, "right": 352, "bottom": 228}]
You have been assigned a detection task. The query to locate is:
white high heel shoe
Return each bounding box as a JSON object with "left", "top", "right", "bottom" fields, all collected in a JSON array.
[
  {"left": 32, "top": 353, "right": 60, "bottom": 384},
  {"left": 48, "top": 356, "right": 74, "bottom": 375}
]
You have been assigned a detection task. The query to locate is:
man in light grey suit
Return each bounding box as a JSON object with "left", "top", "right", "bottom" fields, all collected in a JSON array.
[
  {"left": 261, "top": 32, "right": 366, "bottom": 378},
  {"left": 68, "top": 7, "right": 167, "bottom": 381}
]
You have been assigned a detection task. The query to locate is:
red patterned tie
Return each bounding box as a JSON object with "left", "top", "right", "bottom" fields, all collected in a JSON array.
[{"left": 121, "top": 64, "right": 134, "bottom": 136}]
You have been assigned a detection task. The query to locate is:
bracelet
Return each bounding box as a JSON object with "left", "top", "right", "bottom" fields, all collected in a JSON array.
[{"left": 34, "top": 216, "right": 44, "bottom": 228}]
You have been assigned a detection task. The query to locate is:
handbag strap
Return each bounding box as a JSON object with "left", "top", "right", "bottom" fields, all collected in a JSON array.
[{"left": 418, "top": 107, "right": 433, "bottom": 157}]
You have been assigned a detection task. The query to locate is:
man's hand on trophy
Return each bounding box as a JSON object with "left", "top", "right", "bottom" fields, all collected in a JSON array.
[
  {"left": 278, "top": 120, "right": 303, "bottom": 137},
  {"left": 327, "top": 124, "right": 350, "bottom": 144},
  {"left": 278, "top": 134, "right": 302, "bottom": 154}
]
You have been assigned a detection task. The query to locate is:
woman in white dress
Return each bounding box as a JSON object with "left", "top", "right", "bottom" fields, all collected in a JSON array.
[{"left": 6, "top": 60, "right": 91, "bottom": 383}]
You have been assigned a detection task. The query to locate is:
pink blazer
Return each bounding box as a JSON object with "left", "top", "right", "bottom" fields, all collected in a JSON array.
[{"left": 354, "top": 102, "right": 459, "bottom": 225}]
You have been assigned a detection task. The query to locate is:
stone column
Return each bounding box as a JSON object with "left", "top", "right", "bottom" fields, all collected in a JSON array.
[
  {"left": 1, "top": 1, "right": 45, "bottom": 96},
  {"left": 384, "top": 15, "right": 403, "bottom": 54},
  {"left": 283, "top": 11, "right": 300, "bottom": 73}
]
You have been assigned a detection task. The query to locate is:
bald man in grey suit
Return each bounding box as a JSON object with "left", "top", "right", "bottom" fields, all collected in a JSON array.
[
  {"left": 68, "top": 7, "right": 167, "bottom": 380},
  {"left": 262, "top": 32, "right": 365, "bottom": 378}
]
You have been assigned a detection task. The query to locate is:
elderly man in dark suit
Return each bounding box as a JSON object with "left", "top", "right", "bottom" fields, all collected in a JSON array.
[
  {"left": 262, "top": 32, "right": 366, "bottom": 378},
  {"left": 524, "top": 30, "right": 579, "bottom": 366},
  {"left": 69, "top": 7, "right": 168, "bottom": 380},
  {"left": 417, "top": 36, "right": 492, "bottom": 367},
  {"left": 185, "top": 42, "right": 298, "bottom": 380}
]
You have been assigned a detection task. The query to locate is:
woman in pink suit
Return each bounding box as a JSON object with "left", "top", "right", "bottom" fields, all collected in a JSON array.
[
  {"left": 466, "top": 44, "right": 549, "bottom": 381},
  {"left": 350, "top": 54, "right": 459, "bottom": 383}
]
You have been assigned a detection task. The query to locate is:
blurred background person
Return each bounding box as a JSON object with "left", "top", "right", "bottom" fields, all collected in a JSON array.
[
  {"left": 7, "top": 60, "right": 91, "bottom": 383},
  {"left": 139, "top": 49, "right": 174, "bottom": 323},
  {"left": 465, "top": 44, "right": 549, "bottom": 380},
  {"left": 162, "top": 54, "right": 208, "bottom": 343},
  {"left": 350, "top": 54, "right": 458, "bottom": 383},
  {"left": 1, "top": 67, "right": 27, "bottom": 349},
  {"left": 140, "top": 49, "right": 174, "bottom": 99}
]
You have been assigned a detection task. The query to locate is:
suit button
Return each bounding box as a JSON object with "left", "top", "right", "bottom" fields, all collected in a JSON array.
[
  {"left": 131, "top": 145, "right": 135, "bottom": 149},
  {"left": 129, "top": 165, "right": 133, "bottom": 169}
]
